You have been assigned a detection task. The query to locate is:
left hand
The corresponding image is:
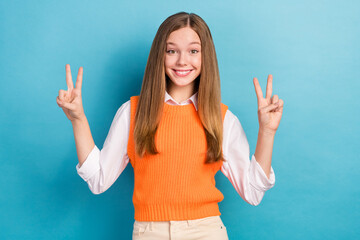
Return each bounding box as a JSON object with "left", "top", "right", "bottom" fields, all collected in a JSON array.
[{"left": 253, "top": 74, "right": 284, "bottom": 134}]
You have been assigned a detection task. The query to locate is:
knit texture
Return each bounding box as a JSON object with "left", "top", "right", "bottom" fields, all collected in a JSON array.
[{"left": 127, "top": 96, "right": 228, "bottom": 221}]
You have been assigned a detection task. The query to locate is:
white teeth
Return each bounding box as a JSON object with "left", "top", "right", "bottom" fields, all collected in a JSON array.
[{"left": 175, "top": 70, "right": 191, "bottom": 76}]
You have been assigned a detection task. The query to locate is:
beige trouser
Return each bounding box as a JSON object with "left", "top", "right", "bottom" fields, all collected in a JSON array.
[{"left": 132, "top": 215, "right": 229, "bottom": 240}]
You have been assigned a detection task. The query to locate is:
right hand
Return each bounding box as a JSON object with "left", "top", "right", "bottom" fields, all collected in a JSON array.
[{"left": 56, "top": 64, "right": 86, "bottom": 122}]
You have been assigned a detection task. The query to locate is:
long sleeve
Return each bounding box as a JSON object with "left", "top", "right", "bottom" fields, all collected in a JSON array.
[
  {"left": 221, "top": 109, "right": 275, "bottom": 206},
  {"left": 75, "top": 100, "right": 131, "bottom": 194}
]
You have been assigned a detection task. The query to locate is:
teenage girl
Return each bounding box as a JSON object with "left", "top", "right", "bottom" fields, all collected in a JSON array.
[{"left": 56, "top": 12, "right": 284, "bottom": 240}]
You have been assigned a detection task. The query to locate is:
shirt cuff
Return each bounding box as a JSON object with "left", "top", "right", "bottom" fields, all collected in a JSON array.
[
  {"left": 249, "top": 154, "right": 275, "bottom": 192},
  {"left": 76, "top": 145, "right": 101, "bottom": 182}
]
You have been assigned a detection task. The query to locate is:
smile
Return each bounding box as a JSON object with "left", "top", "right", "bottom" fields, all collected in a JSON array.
[{"left": 173, "top": 69, "right": 193, "bottom": 77}]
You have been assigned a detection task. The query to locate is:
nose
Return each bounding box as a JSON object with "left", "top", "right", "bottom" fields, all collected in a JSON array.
[{"left": 176, "top": 52, "right": 187, "bottom": 66}]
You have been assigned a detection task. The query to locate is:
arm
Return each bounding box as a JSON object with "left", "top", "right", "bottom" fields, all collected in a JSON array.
[
  {"left": 72, "top": 117, "right": 95, "bottom": 168},
  {"left": 221, "top": 110, "right": 275, "bottom": 206},
  {"left": 56, "top": 64, "right": 130, "bottom": 194},
  {"left": 253, "top": 74, "right": 284, "bottom": 179},
  {"left": 75, "top": 101, "right": 131, "bottom": 194},
  {"left": 56, "top": 64, "right": 94, "bottom": 167},
  {"left": 254, "top": 128, "right": 275, "bottom": 179}
]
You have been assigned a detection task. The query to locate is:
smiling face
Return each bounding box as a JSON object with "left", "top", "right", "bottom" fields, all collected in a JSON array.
[{"left": 164, "top": 26, "right": 201, "bottom": 101}]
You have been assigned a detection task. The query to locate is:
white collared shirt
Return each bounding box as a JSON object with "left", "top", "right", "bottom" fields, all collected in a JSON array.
[{"left": 76, "top": 91, "right": 275, "bottom": 206}]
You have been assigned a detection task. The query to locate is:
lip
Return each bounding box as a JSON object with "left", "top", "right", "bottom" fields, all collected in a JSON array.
[{"left": 172, "top": 69, "right": 193, "bottom": 77}]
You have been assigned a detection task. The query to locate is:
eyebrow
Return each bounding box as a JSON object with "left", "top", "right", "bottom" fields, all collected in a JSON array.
[{"left": 166, "top": 42, "right": 201, "bottom": 46}]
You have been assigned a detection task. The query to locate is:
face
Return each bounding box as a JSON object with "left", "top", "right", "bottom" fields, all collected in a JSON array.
[{"left": 164, "top": 27, "right": 201, "bottom": 95}]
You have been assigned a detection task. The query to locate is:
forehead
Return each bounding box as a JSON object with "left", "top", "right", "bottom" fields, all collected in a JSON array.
[{"left": 166, "top": 27, "right": 201, "bottom": 45}]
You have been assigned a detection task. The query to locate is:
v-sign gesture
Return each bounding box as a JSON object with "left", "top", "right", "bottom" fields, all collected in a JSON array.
[
  {"left": 56, "top": 64, "right": 85, "bottom": 122},
  {"left": 253, "top": 74, "right": 284, "bottom": 134}
]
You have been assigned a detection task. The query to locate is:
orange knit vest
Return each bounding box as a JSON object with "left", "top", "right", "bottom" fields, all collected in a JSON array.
[{"left": 127, "top": 96, "right": 228, "bottom": 221}]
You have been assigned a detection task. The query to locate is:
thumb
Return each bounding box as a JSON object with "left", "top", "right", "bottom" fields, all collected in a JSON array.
[
  {"left": 72, "top": 88, "right": 81, "bottom": 98},
  {"left": 57, "top": 96, "right": 76, "bottom": 111},
  {"left": 261, "top": 102, "right": 279, "bottom": 113}
]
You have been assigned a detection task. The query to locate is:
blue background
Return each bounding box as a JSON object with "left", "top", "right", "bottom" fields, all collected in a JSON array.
[{"left": 1, "top": 0, "right": 359, "bottom": 239}]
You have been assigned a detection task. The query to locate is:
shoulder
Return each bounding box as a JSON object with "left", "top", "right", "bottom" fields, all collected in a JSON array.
[
  {"left": 112, "top": 95, "right": 140, "bottom": 122},
  {"left": 113, "top": 99, "right": 131, "bottom": 120},
  {"left": 130, "top": 95, "right": 139, "bottom": 102},
  {"left": 220, "top": 102, "right": 237, "bottom": 124},
  {"left": 130, "top": 95, "right": 139, "bottom": 105},
  {"left": 224, "top": 108, "right": 237, "bottom": 121},
  {"left": 223, "top": 107, "right": 244, "bottom": 132},
  {"left": 129, "top": 95, "right": 140, "bottom": 111},
  {"left": 220, "top": 103, "right": 229, "bottom": 121},
  {"left": 221, "top": 102, "right": 228, "bottom": 111}
]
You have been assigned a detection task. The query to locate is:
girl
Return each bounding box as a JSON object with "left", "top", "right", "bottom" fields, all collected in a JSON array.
[{"left": 56, "top": 12, "right": 284, "bottom": 240}]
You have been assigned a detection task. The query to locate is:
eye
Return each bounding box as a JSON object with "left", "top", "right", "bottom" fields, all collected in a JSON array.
[
  {"left": 190, "top": 49, "right": 199, "bottom": 54},
  {"left": 166, "top": 49, "right": 176, "bottom": 54}
]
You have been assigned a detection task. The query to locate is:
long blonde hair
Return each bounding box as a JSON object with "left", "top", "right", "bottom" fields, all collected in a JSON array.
[{"left": 134, "top": 12, "right": 224, "bottom": 164}]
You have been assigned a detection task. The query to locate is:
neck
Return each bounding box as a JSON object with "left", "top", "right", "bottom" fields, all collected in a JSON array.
[
  {"left": 166, "top": 81, "right": 196, "bottom": 103},
  {"left": 167, "top": 82, "right": 196, "bottom": 103}
]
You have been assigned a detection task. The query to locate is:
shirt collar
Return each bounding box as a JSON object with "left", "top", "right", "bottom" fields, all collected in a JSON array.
[{"left": 165, "top": 91, "right": 198, "bottom": 111}]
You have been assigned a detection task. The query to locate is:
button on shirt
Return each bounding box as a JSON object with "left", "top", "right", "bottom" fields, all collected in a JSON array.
[{"left": 76, "top": 91, "right": 275, "bottom": 206}]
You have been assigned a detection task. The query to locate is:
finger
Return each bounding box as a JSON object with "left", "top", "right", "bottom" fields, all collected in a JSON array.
[
  {"left": 72, "top": 88, "right": 81, "bottom": 98},
  {"left": 253, "top": 77, "right": 264, "bottom": 100},
  {"left": 59, "top": 89, "right": 67, "bottom": 101},
  {"left": 75, "top": 67, "right": 83, "bottom": 90},
  {"left": 261, "top": 102, "right": 279, "bottom": 113},
  {"left": 274, "top": 99, "right": 284, "bottom": 112},
  {"left": 57, "top": 96, "right": 76, "bottom": 111},
  {"left": 56, "top": 96, "right": 67, "bottom": 108},
  {"left": 278, "top": 99, "right": 284, "bottom": 107},
  {"left": 59, "top": 89, "right": 72, "bottom": 102},
  {"left": 274, "top": 105, "right": 283, "bottom": 113},
  {"left": 66, "top": 64, "right": 74, "bottom": 91},
  {"left": 271, "top": 95, "right": 279, "bottom": 104},
  {"left": 265, "top": 74, "right": 273, "bottom": 100},
  {"left": 56, "top": 96, "right": 62, "bottom": 107}
]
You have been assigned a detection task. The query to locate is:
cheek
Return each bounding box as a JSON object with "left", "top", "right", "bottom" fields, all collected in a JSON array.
[
  {"left": 164, "top": 57, "right": 170, "bottom": 68},
  {"left": 164, "top": 57, "right": 175, "bottom": 69},
  {"left": 194, "top": 56, "right": 201, "bottom": 69}
]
